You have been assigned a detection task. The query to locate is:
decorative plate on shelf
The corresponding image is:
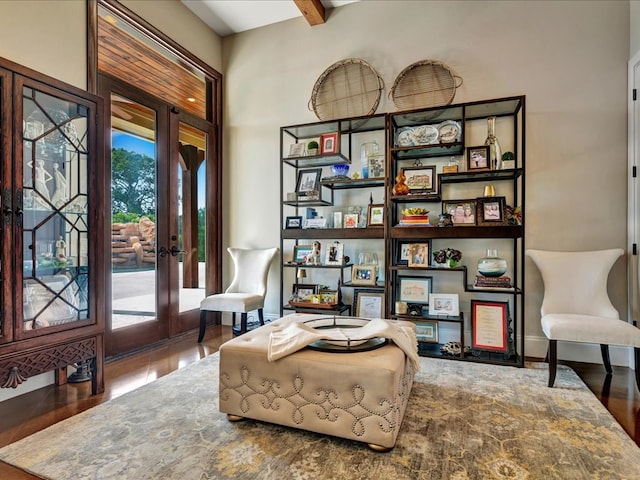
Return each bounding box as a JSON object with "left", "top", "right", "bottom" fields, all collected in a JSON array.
[
  {"left": 412, "top": 125, "right": 439, "bottom": 145},
  {"left": 437, "top": 120, "right": 462, "bottom": 143},
  {"left": 395, "top": 127, "right": 415, "bottom": 147}
]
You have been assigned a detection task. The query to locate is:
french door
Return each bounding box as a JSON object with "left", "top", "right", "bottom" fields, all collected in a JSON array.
[{"left": 99, "top": 74, "right": 212, "bottom": 357}]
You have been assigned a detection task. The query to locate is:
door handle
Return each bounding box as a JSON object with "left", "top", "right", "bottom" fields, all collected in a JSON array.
[{"left": 158, "top": 246, "right": 186, "bottom": 257}]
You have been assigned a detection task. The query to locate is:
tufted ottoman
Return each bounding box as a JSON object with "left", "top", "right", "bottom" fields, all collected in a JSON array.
[{"left": 218, "top": 313, "right": 416, "bottom": 451}]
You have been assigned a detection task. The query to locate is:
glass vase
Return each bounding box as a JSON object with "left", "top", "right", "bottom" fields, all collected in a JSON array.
[
  {"left": 484, "top": 116, "right": 502, "bottom": 170},
  {"left": 477, "top": 249, "right": 507, "bottom": 277}
]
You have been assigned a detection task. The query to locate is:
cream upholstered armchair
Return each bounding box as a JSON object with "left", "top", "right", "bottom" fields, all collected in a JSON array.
[
  {"left": 198, "top": 247, "right": 278, "bottom": 342},
  {"left": 526, "top": 249, "right": 640, "bottom": 391}
]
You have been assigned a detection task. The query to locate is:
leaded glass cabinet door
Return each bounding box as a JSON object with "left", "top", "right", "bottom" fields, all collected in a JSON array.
[{"left": 16, "top": 78, "right": 97, "bottom": 339}]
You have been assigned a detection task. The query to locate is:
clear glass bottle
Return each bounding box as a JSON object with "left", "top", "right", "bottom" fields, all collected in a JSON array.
[
  {"left": 484, "top": 116, "right": 502, "bottom": 170},
  {"left": 477, "top": 249, "right": 507, "bottom": 277},
  {"left": 360, "top": 141, "right": 379, "bottom": 179}
]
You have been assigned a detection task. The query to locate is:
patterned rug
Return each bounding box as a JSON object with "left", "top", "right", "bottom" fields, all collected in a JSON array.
[{"left": 1, "top": 353, "right": 639, "bottom": 480}]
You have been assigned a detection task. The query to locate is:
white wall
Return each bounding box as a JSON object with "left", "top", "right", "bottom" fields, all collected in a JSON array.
[{"left": 222, "top": 0, "right": 631, "bottom": 362}]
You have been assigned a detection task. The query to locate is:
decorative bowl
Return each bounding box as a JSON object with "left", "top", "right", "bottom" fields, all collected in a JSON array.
[{"left": 331, "top": 163, "right": 350, "bottom": 176}]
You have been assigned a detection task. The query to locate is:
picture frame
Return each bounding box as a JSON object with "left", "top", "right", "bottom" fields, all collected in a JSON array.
[
  {"left": 352, "top": 265, "right": 377, "bottom": 286},
  {"left": 398, "top": 276, "right": 432, "bottom": 304},
  {"left": 367, "top": 204, "right": 384, "bottom": 227},
  {"left": 407, "top": 243, "right": 430, "bottom": 267},
  {"left": 368, "top": 154, "right": 385, "bottom": 178},
  {"left": 285, "top": 216, "right": 302, "bottom": 229},
  {"left": 477, "top": 196, "right": 506, "bottom": 225},
  {"left": 333, "top": 211, "right": 343, "bottom": 229},
  {"left": 320, "top": 132, "right": 339, "bottom": 154},
  {"left": 292, "top": 244, "right": 314, "bottom": 264},
  {"left": 471, "top": 300, "right": 509, "bottom": 352},
  {"left": 415, "top": 320, "right": 438, "bottom": 343},
  {"left": 467, "top": 145, "right": 490, "bottom": 171},
  {"left": 295, "top": 168, "right": 322, "bottom": 196},
  {"left": 353, "top": 288, "right": 385, "bottom": 319},
  {"left": 428, "top": 293, "right": 460, "bottom": 316},
  {"left": 344, "top": 213, "right": 359, "bottom": 228},
  {"left": 395, "top": 240, "right": 417, "bottom": 266},
  {"left": 325, "top": 241, "right": 344, "bottom": 266},
  {"left": 318, "top": 288, "right": 339, "bottom": 305},
  {"left": 403, "top": 165, "right": 436, "bottom": 193},
  {"left": 292, "top": 283, "right": 318, "bottom": 301},
  {"left": 288, "top": 143, "right": 305, "bottom": 157},
  {"left": 442, "top": 199, "right": 477, "bottom": 226}
]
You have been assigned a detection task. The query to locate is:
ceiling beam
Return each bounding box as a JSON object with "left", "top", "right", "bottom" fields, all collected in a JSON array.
[{"left": 293, "top": 0, "right": 325, "bottom": 26}]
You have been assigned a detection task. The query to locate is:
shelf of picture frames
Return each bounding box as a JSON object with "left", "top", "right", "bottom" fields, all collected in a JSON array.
[
  {"left": 282, "top": 228, "right": 384, "bottom": 240},
  {"left": 391, "top": 312, "right": 463, "bottom": 324},
  {"left": 282, "top": 152, "right": 350, "bottom": 168},
  {"left": 283, "top": 199, "right": 333, "bottom": 207},
  {"left": 390, "top": 225, "right": 523, "bottom": 239},
  {"left": 320, "top": 177, "right": 385, "bottom": 189},
  {"left": 390, "top": 193, "right": 441, "bottom": 203},
  {"left": 391, "top": 142, "right": 464, "bottom": 161},
  {"left": 283, "top": 262, "right": 355, "bottom": 269},
  {"left": 342, "top": 281, "right": 385, "bottom": 289},
  {"left": 438, "top": 168, "right": 523, "bottom": 185}
]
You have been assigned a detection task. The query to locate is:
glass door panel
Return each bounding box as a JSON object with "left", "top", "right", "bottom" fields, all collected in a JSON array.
[
  {"left": 177, "top": 123, "right": 206, "bottom": 315},
  {"left": 110, "top": 93, "right": 158, "bottom": 330},
  {"left": 21, "top": 87, "right": 89, "bottom": 332}
]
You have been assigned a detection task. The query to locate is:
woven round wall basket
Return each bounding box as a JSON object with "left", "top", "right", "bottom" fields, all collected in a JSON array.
[
  {"left": 390, "top": 60, "right": 463, "bottom": 111},
  {"left": 309, "top": 58, "right": 384, "bottom": 121}
]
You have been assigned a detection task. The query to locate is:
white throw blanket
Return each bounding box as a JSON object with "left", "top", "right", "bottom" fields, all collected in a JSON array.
[{"left": 268, "top": 318, "right": 421, "bottom": 371}]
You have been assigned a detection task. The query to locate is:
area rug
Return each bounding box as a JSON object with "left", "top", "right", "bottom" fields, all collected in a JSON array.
[{"left": 1, "top": 354, "right": 639, "bottom": 480}]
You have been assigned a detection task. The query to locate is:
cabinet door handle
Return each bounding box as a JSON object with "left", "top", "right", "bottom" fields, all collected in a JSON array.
[{"left": 2, "top": 205, "right": 11, "bottom": 215}]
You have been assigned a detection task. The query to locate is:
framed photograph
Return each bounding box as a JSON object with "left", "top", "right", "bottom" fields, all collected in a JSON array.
[
  {"left": 288, "top": 143, "right": 305, "bottom": 157},
  {"left": 367, "top": 204, "right": 384, "bottom": 227},
  {"left": 477, "top": 196, "right": 506, "bottom": 225},
  {"left": 292, "top": 283, "right": 318, "bottom": 301},
  {"left": 407, "top": 243, "right": 430, "bottom": 267},
  {"left": 353, "top": 289, "right": 385, "bottom": 319},
  {"left": 403, "top": 165, "right": 436, "bottom": 193},
  {"left": 325, "top": 241, "right": 344, "bottom": 266},
  {"left": 292, "top": 244, "right": 314, "bottom": 264},
  {"left": 344, "top": 213, "right": 359, "bottom": 228},
  {"left": 285, "top": 216, "right": 302, "bottom": 229},
  {"left": 415, "top": 320, "right": 438, "bottom": 343},
  {"left": 467, "top": 145, "right": 490, "bottom": 171},
  {"left": 398, "top": 276, "right": 432, "bottom": 304},
  {"left": 368, "top": 154, "right": 385, "bottom": 178},
  {"left": 471, "top": 300, "right": 509, "bottom": 352},
  {"left": 295, "top": 168, "right": 322, "bottom": 196},
  {"left": 352, "top": 265, "right": 377, "bottom": 286},
  {"left": 428, "top": 293, "right": 460, "bottom": 316},
  {"left": 443, "top": 199, "right": 477, "bottom": 226},
  {"left": 320, "top": 132, "right": 338, "bottom": 154},
  {"left": 395, "top": 240, "right": 416, "bottom": 266},
  {"left": 318, "top": 289, "right": 339, "bottom": 305}
]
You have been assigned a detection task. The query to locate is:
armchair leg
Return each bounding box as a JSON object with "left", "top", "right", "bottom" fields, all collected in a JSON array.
[
  {"left": 258, "top": 308, "right": 265, "bottom": 326},
  {"left": 635, "top": 348, "right": 640, "bottom": 392},
  {"left": 548, "top": 340, "right": 558, "bottom": 388},
  {"left": 600, "top": 344, "right": 612, "bottom": 374},
  {"left": 198, "top": 310, "right": 207, "bottom": 343},
  {"left": 240, "top": 312, "right": 248, "bottom": 334}
]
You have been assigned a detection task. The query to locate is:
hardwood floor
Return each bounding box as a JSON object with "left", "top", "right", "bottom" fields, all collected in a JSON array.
[{"left": 0, "top": 326, "right": 638, "bottom": 479}]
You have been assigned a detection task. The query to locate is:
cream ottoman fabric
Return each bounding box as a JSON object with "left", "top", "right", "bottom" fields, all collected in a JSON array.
[{"left": 219, "top": 314, "right": 416, "bottom": 450}]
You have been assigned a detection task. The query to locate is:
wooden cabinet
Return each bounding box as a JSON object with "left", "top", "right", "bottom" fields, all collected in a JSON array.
[
  {"left": 279, "top": 96, "right": 525, "bottom": 367},
  {"left": 0, "top": 57, "right": 105, "bottom": 394}
]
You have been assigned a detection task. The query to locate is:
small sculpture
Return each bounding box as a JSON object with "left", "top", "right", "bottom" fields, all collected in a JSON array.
[
  {"left": 392, "top": 169, "right": 409, "bottom": 196},
  {"left": 307, "top": 240, "right": 322, "bottom": 265},
  {"left": 55, "top": 236, "right": 67, "bottom": 262}
]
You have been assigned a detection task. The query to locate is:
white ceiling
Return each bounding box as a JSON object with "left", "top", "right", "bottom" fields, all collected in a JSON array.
[{"left": 181, "top": 0, "right": 358, "bottom": 37}]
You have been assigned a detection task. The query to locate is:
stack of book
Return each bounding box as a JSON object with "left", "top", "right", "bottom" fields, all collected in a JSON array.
[
  {"left": 398, "top": 215, "right": 430, "bottom": 226},
  {"left": 474, "top": 275, "right": 512, "bottom": 289}
]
